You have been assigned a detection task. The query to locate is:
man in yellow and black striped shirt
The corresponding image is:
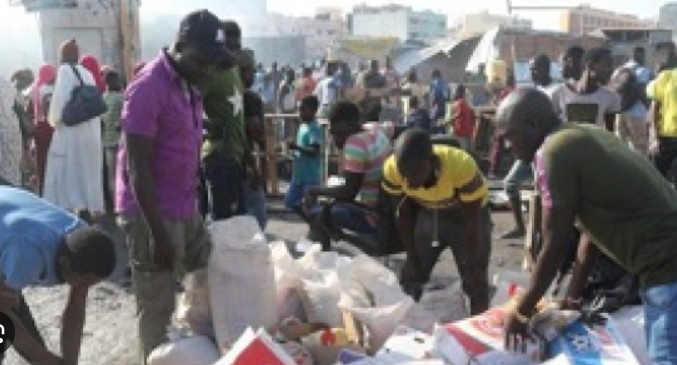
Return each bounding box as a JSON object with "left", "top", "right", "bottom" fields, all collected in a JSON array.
[{"left": 382, "top": 129, "right": 492, "bottom": 314}]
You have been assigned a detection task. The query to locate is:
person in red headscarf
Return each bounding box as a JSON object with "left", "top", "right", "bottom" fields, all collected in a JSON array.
[
  {"left": 80, "top": 54, "right": 106, "bottom": 92},
  {"left": 31, "top": 64, "right": 57, "bottom": 195}
]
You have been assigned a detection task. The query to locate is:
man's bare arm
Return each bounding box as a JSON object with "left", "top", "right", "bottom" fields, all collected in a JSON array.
[{"left": 61, "top": 284, "right": 89, "bottom": 365}]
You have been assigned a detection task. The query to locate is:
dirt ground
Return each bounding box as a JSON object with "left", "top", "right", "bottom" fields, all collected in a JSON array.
[{"left": 5, "top": 197, "right": 527, "bottom": 365}]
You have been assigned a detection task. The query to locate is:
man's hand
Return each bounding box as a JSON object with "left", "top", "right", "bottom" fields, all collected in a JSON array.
[{"left": 504, "top": 312, "right": 532, "bottom": 353}]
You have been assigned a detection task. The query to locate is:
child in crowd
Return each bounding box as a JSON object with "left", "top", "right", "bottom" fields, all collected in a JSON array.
[
  {"left": 285, "top": 95, "right": 323, "bottom": 222},
  {"left": 102, "top": 71, "right": 124, "bottom": 211},
  {"left": 450, "top": 84, "right": 476, "bottom": 151},
  {"left": 404, "top": 96, "right": 431, "bottom": 132}
]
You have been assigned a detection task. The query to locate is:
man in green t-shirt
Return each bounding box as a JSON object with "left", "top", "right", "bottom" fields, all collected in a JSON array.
[
  {"left": 201, "top": 20, "right": 259, "bottom": 220},
  {"left": 498, "top": 88, "right": 677, "bottom": 364}
]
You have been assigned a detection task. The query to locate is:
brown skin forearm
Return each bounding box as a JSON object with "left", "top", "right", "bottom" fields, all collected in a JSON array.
[
  {"left": 564, "top": 234, "right": 600, "bottom": 302},
  {"left": 516, "top": 205, "right": 577, "bottom": 315},
  {"left": 308, "top": 172, "right": 363, "bottom": 202},
  {"left": 61, "top": 285, "right": 89, "bottom": 365},
  {"left": 0, "top": 286, "right": 60, "bottom": 364},
  {"left": 392, "top": 195, "right": 417, "bottom": 263},
  {"left": 125, "top": 134, "right": 171, "bottom": 262}
]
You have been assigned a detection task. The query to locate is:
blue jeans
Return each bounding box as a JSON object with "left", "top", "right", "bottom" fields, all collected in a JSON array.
[
  {"left": 641, "top": 279, "right": 677, "bottom": 364},
  {"left": 285, "top": 180, "right": 319, "bottom": 209},
  {"left": 503, "top": 159, "right": 533, "bottom": 199}
]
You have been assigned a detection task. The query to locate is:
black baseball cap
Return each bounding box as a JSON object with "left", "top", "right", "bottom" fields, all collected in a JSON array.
[{"left": 177, "top": 9, "right": 233, "bottom": 64}]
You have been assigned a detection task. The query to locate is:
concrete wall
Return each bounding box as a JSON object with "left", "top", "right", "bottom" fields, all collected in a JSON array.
[
  {"left": 409, "top": 10, "right": 447, "bottom": 40},
  {"left": 38, "top": 0, "right": 140, "bottom": 73},
  {"left": 351, "top": 9, "right": 409, "bottom": 41}
]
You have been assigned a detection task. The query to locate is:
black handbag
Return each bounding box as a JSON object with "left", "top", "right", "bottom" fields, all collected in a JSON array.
[{"left": 62, "top": 65, "right": 107, "bottom": 126}]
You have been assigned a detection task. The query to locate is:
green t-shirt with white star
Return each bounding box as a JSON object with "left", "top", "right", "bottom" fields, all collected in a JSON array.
[{"left": 200, "top": 67, "right": 247, "bottom": 162}]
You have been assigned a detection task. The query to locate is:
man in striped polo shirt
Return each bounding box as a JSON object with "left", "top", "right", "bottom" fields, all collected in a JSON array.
[{"left": 305, "top": 101, "right": 393, "bottom": 250}]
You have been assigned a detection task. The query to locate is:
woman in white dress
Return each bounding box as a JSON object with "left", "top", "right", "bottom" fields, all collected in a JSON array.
[{"left": 44, "top": 39, "right": 104, "bottom": 218}]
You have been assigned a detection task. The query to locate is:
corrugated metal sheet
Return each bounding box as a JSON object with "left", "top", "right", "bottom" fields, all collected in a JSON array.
[
  {"left": 393, "top": 39, "right": 459, "bottom": 74},
  {"left": 466, "top": 27, "right": 500, "bottom": 72}
]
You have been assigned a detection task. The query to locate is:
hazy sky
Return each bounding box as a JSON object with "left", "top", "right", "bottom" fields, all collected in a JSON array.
[
  {"left": 0, "top": 0, "right": 670, "bottom": 76},
  {"left": 0, "top": 0, "right": 668, "bottom": 30}
]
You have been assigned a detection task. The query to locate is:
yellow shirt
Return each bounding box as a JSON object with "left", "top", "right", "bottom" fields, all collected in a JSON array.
[
  {"left": 647, "top": 70, "right": 677, "bottom": 137},
  {"left": 382, "top": 145, "right": 488, "bottom": 209}
]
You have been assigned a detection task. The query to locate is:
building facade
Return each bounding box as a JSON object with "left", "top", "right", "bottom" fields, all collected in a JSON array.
[
  {"left": 451, "top": 10, "right": 533, "bottom": 39},
  {"left": 247, "top": 9, "right": 344, "bottom": 64},
  {"left": 348, "top": 4, "right": 447, "bottom": 42},
  {"left": 659, "top": 2, "right": 677, "bottom": 37},
  {"left": 559, "top": 5, "right": 655, "bottom": 36}
]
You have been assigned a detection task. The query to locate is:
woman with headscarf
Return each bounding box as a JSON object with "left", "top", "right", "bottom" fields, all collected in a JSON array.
[
  {"left": 31, "top": 63, "right": 57, "bottom": 195},
  {"left": 44, "top": 39, "right": 104, "bottom": 220},
  {"left": 0, "top": 78, "right": 23, "bottom": 186},
  {"left": 80, "top": 54, "right": 106, "bottom": 92}
]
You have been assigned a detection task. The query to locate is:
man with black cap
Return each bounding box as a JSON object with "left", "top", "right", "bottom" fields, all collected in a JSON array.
[{"left": 115, "top": 9, "right": 233, "bottom": 363}]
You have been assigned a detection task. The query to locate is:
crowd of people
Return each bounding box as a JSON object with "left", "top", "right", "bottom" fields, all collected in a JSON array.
[{"left": 4, "top": 6, "right": 677, "bottom": 365}]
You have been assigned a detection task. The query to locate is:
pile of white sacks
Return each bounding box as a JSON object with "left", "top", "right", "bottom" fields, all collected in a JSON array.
[{"left": 147, "top": 216, "right": 649, "bottom": 365}]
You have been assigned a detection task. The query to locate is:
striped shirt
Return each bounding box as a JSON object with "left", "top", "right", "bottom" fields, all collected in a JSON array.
[{"left": 343, "top": 125, "right": 393, "bottom": 206}]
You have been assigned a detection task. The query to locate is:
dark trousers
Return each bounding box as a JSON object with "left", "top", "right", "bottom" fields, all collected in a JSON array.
[
  {"left": 400, "top": 206, "right": 492, "bottom": 315},
  {"left": 203, "top": 153, "right": 245, "bottom": 221},
  {"left": 0, "top": 294, "right": 45, "bottom": 363},
  {"left": 33, "top": 121, "right": 54, "bottom": 196},
  {"left": 655, "top": 137, "right": 677, "bottom": 184}
]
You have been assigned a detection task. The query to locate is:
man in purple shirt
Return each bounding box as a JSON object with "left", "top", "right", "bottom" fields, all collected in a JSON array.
[{"left": 115, "top": 9, "right": 234, "bottom": 363}]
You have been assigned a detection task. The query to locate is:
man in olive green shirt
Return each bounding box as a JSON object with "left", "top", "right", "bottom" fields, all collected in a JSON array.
[
  {"left": 498, "top": 88, "right": 677, "bottom": 364},
  {"left": 201, "top": 20, "right": 258, "bottom": 220}
]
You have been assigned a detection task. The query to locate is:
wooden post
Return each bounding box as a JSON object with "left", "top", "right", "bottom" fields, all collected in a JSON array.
[{"left": 264, "top": 115, "right": 279, "bottom": 195}]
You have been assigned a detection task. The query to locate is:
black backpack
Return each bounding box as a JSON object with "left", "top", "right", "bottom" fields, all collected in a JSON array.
[{"left": 62, "top": 65, "right": 107, "bottom": 126}]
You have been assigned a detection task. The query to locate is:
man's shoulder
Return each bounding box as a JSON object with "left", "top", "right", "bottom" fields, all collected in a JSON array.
[{"left": 543, "top": 124, "right": 597, "bottom": 155}]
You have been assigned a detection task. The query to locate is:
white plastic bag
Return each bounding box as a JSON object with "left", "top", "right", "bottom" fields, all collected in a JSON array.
[
  {"left": 272, "top": 241, "right": 307, "bottom": 321},
  {"left": 345, "top": 299, "right": 414, "bottom": 352},
  {"left": 337, "top": 255, "right": 408, "bottom": 307},
  {"left": 209, "top": 216, "right": 277, "bottom": 351},
  {"left": 337, "top": 255, "right": 415, "bottom": 352},
  {"left": 175, "top": 269, "right": 213, "bottom": 338},
  {"left": 300, "top": 271, "right": 344, "bottom": 327},
  {"left": 147, "top": 335, "right": 220, "bottom": 365}
]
